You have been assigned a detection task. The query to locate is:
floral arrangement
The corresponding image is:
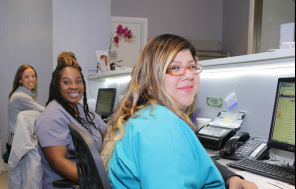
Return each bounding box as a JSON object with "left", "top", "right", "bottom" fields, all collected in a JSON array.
[
  {"left": 109, "top": 24, "right": 133, "bottom": 49},
  {"left": 109, "top": 24, "right": 133, "bottom": 70}
]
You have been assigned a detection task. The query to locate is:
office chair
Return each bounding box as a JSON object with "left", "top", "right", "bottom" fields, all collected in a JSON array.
[
  {"left": 68, "top": 123, "right": 112, "bottom": 189},
  {"left": 8, "top": 110, "right": 76, "bottom": 189}
]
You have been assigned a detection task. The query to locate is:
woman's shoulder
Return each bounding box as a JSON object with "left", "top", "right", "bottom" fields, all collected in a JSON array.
[
  {"left": 39, "top": 100, "right": 68, "bottom": 118},
  {"left": 139, "top": 105, "right": 177, "bottom": 119},
  {"left": 10, "top": 88, "right": 30, "bottom": 98},
  {"left": 126, "top": 105, "right": 192, "bottom": 141},
  {"left": 130, "top": 105, "right": 182, "bottom": 130},
  {"left": 9, "top": 90, "right": 32, "bottom": 104},
  {"left": 36, "top": 100, "right": 72, "bottom": 128}
]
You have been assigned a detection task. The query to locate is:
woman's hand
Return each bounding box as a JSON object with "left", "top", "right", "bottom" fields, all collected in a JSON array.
[{"left": 228, "top": 176, "right": 258, "bottom": 189}]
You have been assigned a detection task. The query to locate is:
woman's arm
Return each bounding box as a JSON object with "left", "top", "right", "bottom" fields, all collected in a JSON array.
[
  {"left": 102, "top": 128, "right": 108, "bottom": 139},
  {"left": 17, "top": 95, "right": 45, "bottom": 112},
  {"left": 212, "top": 158, "right": 242, "bottom": 182},
  {"left": 212, "top": 158, "right": 258, "bottom": 189},
  {"left": 42, "top": 146, "right": 78, "bottom": 183}
]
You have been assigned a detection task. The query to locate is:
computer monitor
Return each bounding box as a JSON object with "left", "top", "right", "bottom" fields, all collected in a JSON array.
[
  {"left": 95, "top": 88, "right": 116, "bottom": 119},
  {"left": 268, "top": 77, "right": 295, "bottom": 153}
]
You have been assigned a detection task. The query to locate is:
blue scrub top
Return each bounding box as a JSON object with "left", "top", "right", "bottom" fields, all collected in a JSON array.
[{"left": 108, "top": 105, "right": 225, "bottom": 189}]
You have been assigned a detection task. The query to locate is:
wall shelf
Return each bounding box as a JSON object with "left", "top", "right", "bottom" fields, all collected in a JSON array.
[{"left": 88, "top": 68, "right": 133, "bottom": 80}]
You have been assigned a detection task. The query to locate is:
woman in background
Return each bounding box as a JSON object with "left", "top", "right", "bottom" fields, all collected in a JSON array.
[
  {"left": 35, "top": 51, "right": 106, "bottom": 189},
  {"left": 101, "top": 34, "right": 258, "bottom": 189},
  {"left": 7, "top": 64, "right": 44, "bottom": 153}
]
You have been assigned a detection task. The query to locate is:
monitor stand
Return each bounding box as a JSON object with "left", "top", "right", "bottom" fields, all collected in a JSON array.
[{"left": 101, "top": 116, "right": 111, "bottom": 123}]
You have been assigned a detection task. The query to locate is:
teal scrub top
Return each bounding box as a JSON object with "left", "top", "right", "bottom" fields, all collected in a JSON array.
[{"left": 108, "top": 105, "right": 225, "bottom": 189}]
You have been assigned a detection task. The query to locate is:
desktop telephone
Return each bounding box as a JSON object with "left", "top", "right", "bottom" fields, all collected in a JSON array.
[
  {"left": 221, "top": 133, "right": 269, "bottom": 160},
  {"left": 196, "top": 110, "right": 269, "bottom": 160}
]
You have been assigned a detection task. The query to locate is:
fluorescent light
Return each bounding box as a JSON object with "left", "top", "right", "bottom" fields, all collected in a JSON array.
[
  {"left": 201, "top": 62, "right": 295, "bottom": 79},
  {"left": 106, "top": 75, "right": 131, "bottom": 85}
]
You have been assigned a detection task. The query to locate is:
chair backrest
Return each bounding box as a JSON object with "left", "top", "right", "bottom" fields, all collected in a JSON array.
[
  {"left": 8, "top": 110, "right": 42, "bottom": 189},
  {"left": 8, "top": 110, "right": 77, "bottom": 189},
  {"left": 68, "top": 123, "right": 112, "bottom": 189}
]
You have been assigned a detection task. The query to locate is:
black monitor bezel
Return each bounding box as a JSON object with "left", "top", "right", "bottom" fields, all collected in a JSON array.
[
  {"left": 267, "top": 77, "right": 295, "bottom": 153},
  {"left": 95, "top": 88, "right": 116, "bottom": 118}
]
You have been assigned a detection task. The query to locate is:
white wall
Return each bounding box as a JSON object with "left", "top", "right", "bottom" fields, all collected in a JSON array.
[
  {"left": 0, "top": 0, "right": 111, "bottom": 155},
  {"left": 111, "top": 0, "right": 256, "bottom": 57},
  {"left": 0, "top": 0, "right": 52, "bottom": 155},
  {"left": 52, "top": 0, "right": 111, "bottom": 99},
  {"left": 222, "top": 0, "right": 251, "bottom": 56},
  {"left": 111, "top": 0, "right": 223, "bottom": 42}
]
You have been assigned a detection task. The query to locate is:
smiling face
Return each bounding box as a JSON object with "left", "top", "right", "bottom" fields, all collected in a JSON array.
[
  {"left": 164, "top": 49, "right": 200, "bottom": 109},
  {"left": 59, "top": 67, "right": 84, "bottom": 110},
  {"left": 19, "top": 68, "right": 36, "bottom": 91}
]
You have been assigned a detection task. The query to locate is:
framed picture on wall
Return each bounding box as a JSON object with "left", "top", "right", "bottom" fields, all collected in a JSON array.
[{"left": 111, "top": 16, "right": 148, "bottom": 68}]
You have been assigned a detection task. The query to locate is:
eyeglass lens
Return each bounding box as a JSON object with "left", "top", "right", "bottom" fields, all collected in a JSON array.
[{"left": 171, "top": 65, "right": 202, "bottom": 75}]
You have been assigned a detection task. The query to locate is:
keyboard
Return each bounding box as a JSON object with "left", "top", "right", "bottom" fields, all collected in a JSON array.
[{"left": 227, "top": 158, "right": 295, "bottom": 185}]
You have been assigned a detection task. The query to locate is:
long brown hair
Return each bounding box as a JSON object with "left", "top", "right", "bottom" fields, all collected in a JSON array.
[
  {"left": 100, "top": 34, "right": 198, "bottom": 169},
  {"left": 9, "top": 64, "right": 38, "bottom": 100}
]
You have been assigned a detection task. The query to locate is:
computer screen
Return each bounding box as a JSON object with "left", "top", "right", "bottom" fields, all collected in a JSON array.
[
  {"left": 95, "top": 88, "right": 116, "bottom": 119},
  {"left": 268, "top": 77, "right": 295, "bottom": 153}
]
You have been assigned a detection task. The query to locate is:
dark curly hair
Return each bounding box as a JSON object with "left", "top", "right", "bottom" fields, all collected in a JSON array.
[{"left": 47, "top": 51, "right": 100, "bottom": 135}]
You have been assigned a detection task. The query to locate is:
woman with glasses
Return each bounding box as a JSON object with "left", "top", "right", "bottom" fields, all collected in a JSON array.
[
  {"left": 101, "top": 34, "right": 258, "bottom": 189},
  {"left": 101, "top": 34, "right": 219, "bottom": 188}
]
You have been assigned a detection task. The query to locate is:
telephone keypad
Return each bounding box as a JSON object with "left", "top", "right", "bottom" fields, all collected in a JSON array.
[{"left": 232, "top": 140, "right": 262, "bottom": 159}]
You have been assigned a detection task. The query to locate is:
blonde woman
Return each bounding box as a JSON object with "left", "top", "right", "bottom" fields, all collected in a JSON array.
[{"left": 101, "top": 34, "right": 258, "bottom": 189}]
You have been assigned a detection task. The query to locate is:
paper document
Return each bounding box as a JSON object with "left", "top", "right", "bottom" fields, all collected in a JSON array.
[{"left": 235, "top": 171, "right": 295, "bottom": 189}]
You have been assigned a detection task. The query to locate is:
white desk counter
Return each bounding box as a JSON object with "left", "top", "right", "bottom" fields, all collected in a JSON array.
[{"left": 206, "top": 149, "right": 295, "bottom": 189}]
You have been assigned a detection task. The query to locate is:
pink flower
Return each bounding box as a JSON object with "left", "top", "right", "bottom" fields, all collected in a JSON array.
[
  {"left": 117, "top": 24, "right": 123, "bottom": 31},
  {"left": 110, "top": 24, "right": 133, "bottom": 50},
  {"left": 114, "top": 36, "right": 119, "bottom": 44}
]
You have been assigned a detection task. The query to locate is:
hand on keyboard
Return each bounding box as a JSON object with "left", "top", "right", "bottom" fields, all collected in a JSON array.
[{"left": 228, "top": 176, "right": 258, "bottom": 189}]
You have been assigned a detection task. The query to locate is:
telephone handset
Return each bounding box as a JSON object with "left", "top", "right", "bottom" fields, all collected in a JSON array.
[
  {"left": 221, "top": 132, "right": 250, "bottom": 155},
  {"left": 221, "top": 132, "right": 270, "bottom": 160}
]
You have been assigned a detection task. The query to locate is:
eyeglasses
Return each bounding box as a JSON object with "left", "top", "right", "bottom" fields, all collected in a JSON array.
[{"left": 166, "top": 64, "right": 203, "bottom": 76}]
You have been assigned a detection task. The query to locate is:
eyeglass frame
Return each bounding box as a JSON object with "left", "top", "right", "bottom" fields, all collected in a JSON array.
[{"left": 166, "top": 63, "right": 203, "bottom": 76}]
